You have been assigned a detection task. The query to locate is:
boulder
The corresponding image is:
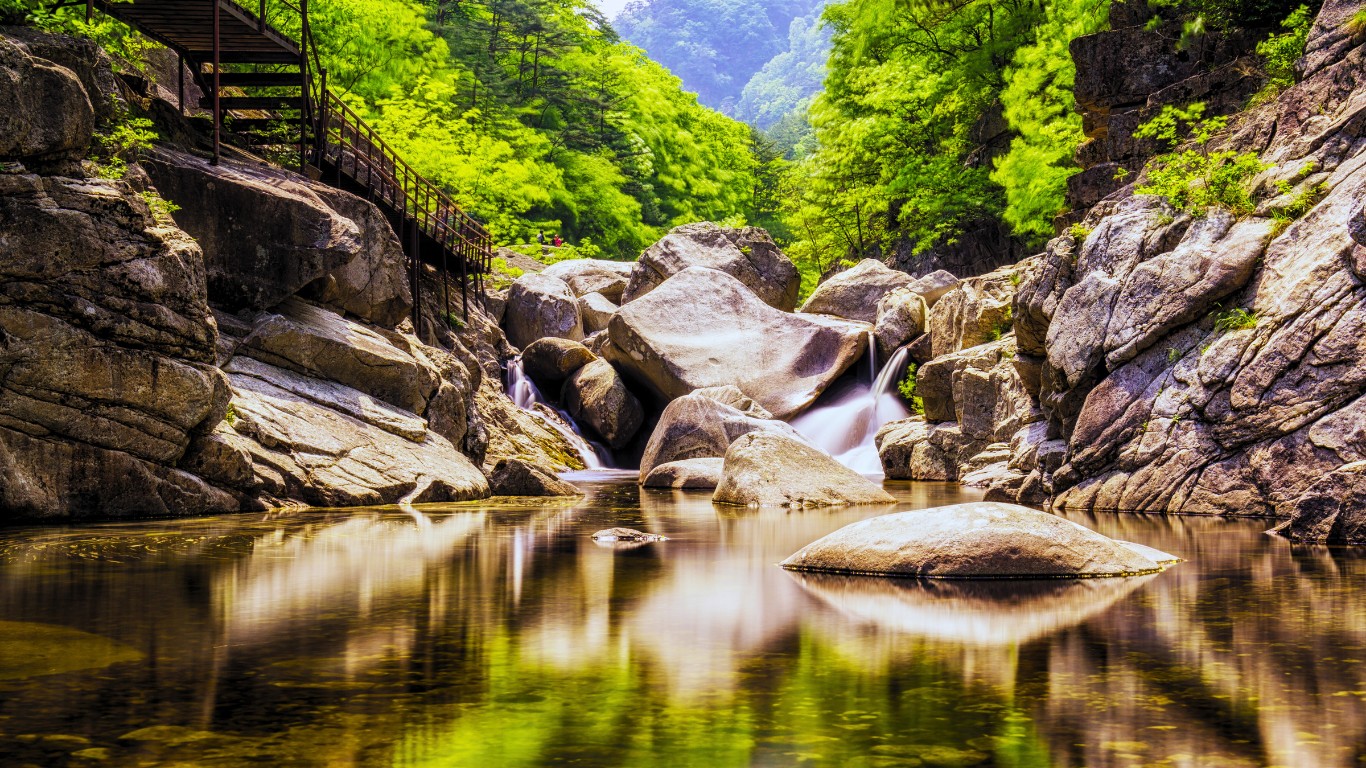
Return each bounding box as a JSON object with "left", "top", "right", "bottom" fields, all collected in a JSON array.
[
  {"left": 906, "top": 270, "right": 962, "bottom": 307},
  {"left": 800, "top": 259, "right": 916, "bottom": 323},
  {"left": 504, "top": 273, "right": 584, "bottom": 349},
  {"left": 917, "top": 336, "right": 1039, "bottom": 443},
  {"left": 591, "top": 527, "right": 667, "bottom": 542},
  {"left": 713, "top": 432, "right": 897, "bottom": 507},
  {"left": 607, "top": 267, "right": 868, "bottom": 420},
  {"left": 0, "top": 35, "right": 94, "bottom": 161},
  {"left": 873, "top": 288, "right": 929, "bottom": 360},
  {"left": 641, "top": 457, "right": 725, "bottom": 489},
  {"left": 875, "top": 418, "right": 990, "bottom": 481},
  {"left": 692, "top": 385, "right": 773, "bottom": 419},
  {"left": 488, "top": 458, "right": 583, "bottom": 497},
  {"left": 142, "top": 147, "right": 408, "bottom": 318},
  {"left": 639, "top": 391, "right": 806, "bottom": 477},
  {"left": 521, "top": 337, "right": 596, "bottom": 389},
  {"left": 780, "top": 502, "right": 1173, "bottom": 578},
  {"left": 578, "top": 291, "right": 617, "bottom": 334},
  {"left": 622, "top": 222, "right": 800, "bottom": 310},
  {"left": 561, "top": 359, "right": 644, "bottom": 449},
  {"left": 543, "top": 259, "right": 633, "bottom": 302}
]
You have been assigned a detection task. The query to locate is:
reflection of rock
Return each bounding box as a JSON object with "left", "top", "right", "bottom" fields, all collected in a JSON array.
[
  {"left": 591, "top": 527, "right": 667, "bottom": 542},
  {"left": 782, "top": 502, "right": 1171, "bottom": 577},
  {"left": 788, "top": 571, "right": 1153, "bottom": 646},
  {"left": 0, "top": 620, "right": 143, "bottom": 680}
]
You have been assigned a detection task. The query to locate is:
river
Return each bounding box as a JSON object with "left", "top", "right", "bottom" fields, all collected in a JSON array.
[{"left": 1, "top": 476, "right": 1363, "bottom": 767}]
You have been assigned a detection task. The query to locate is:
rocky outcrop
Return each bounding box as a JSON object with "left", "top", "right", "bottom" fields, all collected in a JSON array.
[
  {"left": 503, "top": 273, "right": 584, "bottom": 349},
  {"left": 713, "top": 431, "right": 897, "bottom": 507},
  {"left": 488, "top": 457, "right": 582, "bottom": 497},
  {"left": 0, "top": 35, "right": 94, "bottom": 163},
  {"left": 621, "top": 222, "right": 800, "bottom": 310},
  {"left": 801, "top": 259, "right": 915, "bottom": 323},
  {"left": 561, "top": 358, "right": 644, "bottom": 449},
  {"left": 928, "top": 262, "right": 1023, "bottom": 358},
  {"left": 607, "top": 267, "right": 868, "bottom": 420},
  {"left": 780, "top": 502, "right": 1173, "bottom": 578},
  {"left": 638, "top": 390, "right": 802, "bottom": 477},
  {"left": 641, "top": 457, "right": 725, "bottom": 489}
]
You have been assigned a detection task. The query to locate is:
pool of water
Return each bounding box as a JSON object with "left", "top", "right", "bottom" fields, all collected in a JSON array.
[{"left": 1, "top": 475, "right": 1364, "bottom": 767}]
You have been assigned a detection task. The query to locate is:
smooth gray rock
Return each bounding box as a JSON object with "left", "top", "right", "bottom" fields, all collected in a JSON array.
[
  {"left": 607, "top": 267, "right": 868, "bottom": 420},
  {"left": 561, "top": 359, "right": 644, "bottom": 449},
  {"left": 622, "top": 223, "right": 800, "bottom": 310},
  {"left": 801, "top": 259, "right": 916, "bottom": 323},
  {"left": 504, "top": 273, "right": 585, "bottom": 349},
  {"left": 641, "top": 457, "right": 725, "bottom": 489},
  {"left": 488, "top": 458, "right": 583, "bottom": 497},
  {"left": 639, "top": 391, "right": 804, "bottom": 477},
  {"left": 713, "top": 432, "right": 897, "bottom": 507},
  {"left": 543, "top": 259, "right": 633, "bottom": 301},
  {"left": 781, "top": 502, "right": 1172, "bottom": 578},
  {"left": 578, "top": 291, "right": 618, "bottom": 334},
  {"left": 521, "top": 337, "right": 596, "bottom": 389},
  {"left": 873, "top": 288, "right": 929, "bottom": 359}
]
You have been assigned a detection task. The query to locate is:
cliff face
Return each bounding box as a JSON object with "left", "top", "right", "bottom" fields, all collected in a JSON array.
[
  {"left": 878, "top": 0, "right": 1366, "bottom": 542},
  {"left": 0, "top": 28, "right": 575, "bottom": 521}
]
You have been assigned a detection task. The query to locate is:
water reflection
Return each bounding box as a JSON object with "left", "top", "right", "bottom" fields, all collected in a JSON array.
[{"left": 0, "top": 482, "right": 1364, "bottom": 767}]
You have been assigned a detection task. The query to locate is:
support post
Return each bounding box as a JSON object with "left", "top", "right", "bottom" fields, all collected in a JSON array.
[
  {"left": 86, "top": 0, "right": 92, "bottom": 22},
  {"left": 211, "top": 0, "right": 221, "bottom": 166}
]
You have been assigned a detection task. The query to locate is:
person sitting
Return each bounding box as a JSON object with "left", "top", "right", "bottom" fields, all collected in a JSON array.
[{"left": 552, "top": 234, "right": 563, "bottom": 247}]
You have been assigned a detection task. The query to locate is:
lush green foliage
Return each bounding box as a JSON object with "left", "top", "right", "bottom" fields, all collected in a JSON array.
[
  {"left": 1213, "top": 307, "right": 1259, "bottom": 332},
  {"left": 1248, "top": 4, "right": 1314, "bottom": 104},
  {"left": 1134, "top": 104, "right": 1268, "bottom": 215},
  {"left": 1, "top": 0, "right": 160, "bottom": 69},
  {"left": 897, "top": 363, "right": 924, "bottom": 415}
]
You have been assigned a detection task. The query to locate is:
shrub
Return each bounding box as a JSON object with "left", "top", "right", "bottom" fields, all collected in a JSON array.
[
  {"left": 139, "top": 190, "right": 179, "bottom": 220},
  {"left": 1134, "top": 104, "right": 1268, "bottom": 216},
  {"left": 1068, "top": 223, "right": 1091, "bottom": 241},
  {"left": 1248, "top": 5, "right": 1314, "bottom": 106},
  {"left": 897, "top": 363, "right": 924, "bottom": 416},
  {"left": 1269, "top": 179, "right": 1328, "bottom": 235}
]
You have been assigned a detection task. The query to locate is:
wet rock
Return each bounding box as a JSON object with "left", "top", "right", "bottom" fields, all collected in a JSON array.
[
  {"left": 504, "top": 272, "right": 585, "bottom": 349},
  {"left": 591, "top": 527, "right": 667, "bottom": 542},
  {"left": 543, "top": 258, "right": 633, "bottom": 302},
  {"left": 0, "top": 620, "right": 142, "bottom": 680},
  {"left": 639, "top": 391, "right": 804, "bottom": 477},
  {"left": 0, "top": 35, "right": 94, "bottom": 161},
  {"left": 142, "top": 147, "right": 409, "bottom": 321},
  {"left": 488, "top": 457, "right": 582, "bottom": 497},
  {"left": 642, "top": 457, "right": 725, "bottom": 489},
  {"left": 607, "top": 267, "right": 868, "bottom": 420},
  {"left": 622, "top": 222, "right": 800, "bottom": 310},
  {"left": 801, "top": 258, "right": 915, "bottom": 323},
  {"left": 521, "top": 337, "right": 596, "bottom": 390},
  {"left": 578, "top": 291, "right": 617, "bottom": 334},
  {"left": 561, "top": 359, "right": 644, "bottom": 449},
  {"left": 781, "top": 502, "right": 1172, "bottom": 577},
  {"left": 713, "top": 431, "right": 897, "bottom": 507}
]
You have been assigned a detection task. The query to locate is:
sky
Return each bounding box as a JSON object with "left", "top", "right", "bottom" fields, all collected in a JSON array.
[{"left": 596, "top": 0, "right": 630, "bottom": 19}]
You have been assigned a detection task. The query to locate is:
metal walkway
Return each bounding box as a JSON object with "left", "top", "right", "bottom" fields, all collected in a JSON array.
[{"left": 84, "top": 0, "right": 491, "bottom": 326}]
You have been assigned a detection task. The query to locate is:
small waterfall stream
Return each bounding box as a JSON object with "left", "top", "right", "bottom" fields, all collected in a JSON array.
[
  {"left": 506, "top": 358, "right": 609, "bottom": 469},
  {"left": 790, "top": 345, "right": 912, "bottom": 475}
]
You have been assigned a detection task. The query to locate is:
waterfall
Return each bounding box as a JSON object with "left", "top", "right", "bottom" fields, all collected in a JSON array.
[
  {"left": 790, "top": 345, "right": 912, "bottom": 475},
  {"left": 505, "top": 358, "right": 609, "bottom": 469}
]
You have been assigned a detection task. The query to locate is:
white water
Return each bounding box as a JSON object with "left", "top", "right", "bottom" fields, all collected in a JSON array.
[
  {"left": 790, "top": 345, "right": 912, "bottom": 475},
  {"left": 506, "top": 358, "right": 609, "bottom": 469}
]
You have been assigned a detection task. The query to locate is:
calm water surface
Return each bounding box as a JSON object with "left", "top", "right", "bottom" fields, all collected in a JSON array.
[{"left": 1, "top": 475, "right": 1364, "bottom": 767}]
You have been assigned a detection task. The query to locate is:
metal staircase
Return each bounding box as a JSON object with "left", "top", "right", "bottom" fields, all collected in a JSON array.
[{"left": 84, "top": 0, "right": 491, "bottom": 326}]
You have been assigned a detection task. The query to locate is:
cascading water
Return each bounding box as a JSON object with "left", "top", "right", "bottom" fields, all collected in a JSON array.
[
  {"left": 790, "top": 344, "right": 912, "bottom": 475},
  {"left": 506, "top": 358, "right": 609, "bottom": 469}
]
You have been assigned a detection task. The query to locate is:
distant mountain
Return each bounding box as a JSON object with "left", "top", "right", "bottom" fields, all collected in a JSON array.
[{"left": 616, "top": 0, "right": 829, "bottom": 118}]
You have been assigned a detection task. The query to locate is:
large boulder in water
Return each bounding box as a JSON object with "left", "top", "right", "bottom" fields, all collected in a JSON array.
[
  {"left": 621, "top": 223, "right": 800, "bottom": 310},
  {"left": 543, "top": 258, "right": 634, "bottom": 302},
  {"left": 504, "top": 273, "right": 585, "bottom": 349},
  {"left": 642, "top": 457, "right": 725, "bottom": 489},
  {"left": 561, "top": 359, "right": 643, "bottom": 449},
  {"left": 800, "top": 259, "right": 917, "bottom": 323},
  {"left": 713, "top": 432, "right": 897, "bottom": 507},
  {"left": 607, "top": 267, "right": 868, "bottom": 420},
  {"left": 781, "top": 502, "right": 1174, "bottom": 578},
  {"left": 488, "top": 458, "right": 582, "bottom": 497},
  {"left": 521, "top": 337, "right": 596, "bottom": 390},
  {"left": 639, "top": 391, "right": 806, "bottom": 477}
]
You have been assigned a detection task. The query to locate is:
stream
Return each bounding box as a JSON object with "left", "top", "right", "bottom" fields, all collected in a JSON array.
[{"left": 1, "top": 477, "right": 1364, "bottom": 766}]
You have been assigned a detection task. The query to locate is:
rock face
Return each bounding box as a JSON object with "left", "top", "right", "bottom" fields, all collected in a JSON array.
[
  {"left": 543, "top": 259, "right": 633, "bottom": 302},
  {"left": 801, "top": 259, "right": 916, "bottom": 323},
  {"left": 503, "top": 273, "right": 584, "bottom": 349},
  {"left": 621, "top": 222, "right": 800, "bottom": 310},
  {"left": 488, "top": 458, "right": 582, "bottom": 497},
  {"left": 143, "top": 147, "right": 410, "bottom": 325},
  {"left": 607, "top": 267, "right": 868, "bottom": 420},
  {"left": 780, "top": 502, "right": 1171, "bottom": 578},
  {"left": 638, "top": 390, "right": 806, "bottom": 478},
  {"left": 713, "top": 432, "right": 897, "bottom": 507},
  {"left": 0, "top": 35, "right": 94, "bottom": 163},
  {"left": 928, "top": 262, "right": 1023, "bottom": 358},
  {"left": 641, "top": 457, "right": 725, "bottom": 489},
  {"left": 561, "top": 358, "right": 644, "bottom": 449}
]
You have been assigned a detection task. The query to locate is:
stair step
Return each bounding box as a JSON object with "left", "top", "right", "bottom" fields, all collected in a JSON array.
[
  {"left": 214, "top": 71, "right": 303, "bottom": 87},
  {"left": 223, "top": 117, "right": 308, "bottom": 134},
  {"left": 202, "top": 95, "right": 306, "bottom": 111}
]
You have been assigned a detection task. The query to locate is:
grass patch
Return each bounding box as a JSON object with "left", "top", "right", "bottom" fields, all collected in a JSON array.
[{"left": 1213, "top": 307, "right": 1259, "bottom": 333}]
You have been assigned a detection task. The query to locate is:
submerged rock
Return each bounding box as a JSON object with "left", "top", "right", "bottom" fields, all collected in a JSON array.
[
  {"left": 713, "top": 432, "right": 897, "bottom": 507},
  {"left": 607, "top": 267, "right": 868, "bottom": 420},
  {"left": 591, "top": 527, "right": 667, "bottom": 542},
  {"left": 642, "top": 457, "right": 725, "bottom": 489},
  {"left": 488, "top": 458, "right": 583, "bottom": 497},
  {"left": 781, "top": 502, "right": 1174, "bottom": 578},
  {"left": 621, "top": 222, "right": 800, "bottom": 310}
]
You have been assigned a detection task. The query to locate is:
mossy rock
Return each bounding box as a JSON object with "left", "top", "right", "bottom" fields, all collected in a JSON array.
[{"left": 0, "top": 621, "right": 142, "bottom": 680}]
